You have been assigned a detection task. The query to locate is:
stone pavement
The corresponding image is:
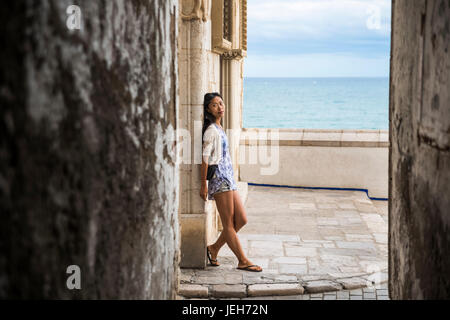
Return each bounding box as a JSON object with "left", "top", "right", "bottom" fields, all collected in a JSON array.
[{"left": 179, "top": 185, "right": 389, "bottom": 299}]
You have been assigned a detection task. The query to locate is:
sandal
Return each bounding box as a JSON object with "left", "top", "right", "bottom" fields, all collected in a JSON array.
[
  {"left": 206, "top": 247, "right": 220, "bottom": 267},
  {"left": 236, "top": 264, "right": 262, "bottom": 272}
]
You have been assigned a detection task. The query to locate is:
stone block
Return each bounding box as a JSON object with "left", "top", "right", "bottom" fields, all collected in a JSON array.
[
  {"left": 337, "top": 277, "right": 369, "bottom": 290},
  {"left": 178, "top": 284, "right": 208, "bottom": 298},
  {"left": 211, "top": 284, "right": 247, "bottom": 298},
  {"left": 180, "top": 214, "right": 206, "bottom": 268},
  {"left": 248, "top": 283, "right": 304, "bottom": 297},
  {"left": 304, "top": 280, "right": 342, "bottom": 293}
]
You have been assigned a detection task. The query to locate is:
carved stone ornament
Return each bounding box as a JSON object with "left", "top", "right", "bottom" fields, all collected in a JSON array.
[
  {"left": 241, "top": 0, "right": 247, "bottom": 51},
  {"left": 181, "top": 0, "right": 209, "bottom": 22},
  {"left": 222, "top": 49, "right": 246, "bottom": 60}
]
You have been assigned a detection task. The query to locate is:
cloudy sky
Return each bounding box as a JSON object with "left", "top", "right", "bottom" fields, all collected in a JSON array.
[{"left": 245, "top": 0, "right": 392, "bottom": 78}]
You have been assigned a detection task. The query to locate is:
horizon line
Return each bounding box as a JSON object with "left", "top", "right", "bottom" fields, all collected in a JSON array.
[{"left": 243, "top": 76, "right": 390, "bottom": 79}]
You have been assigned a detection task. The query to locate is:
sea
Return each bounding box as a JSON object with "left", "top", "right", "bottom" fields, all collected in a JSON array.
[{"left": 243, "top": 77, "right": 389, "bottom": 130}]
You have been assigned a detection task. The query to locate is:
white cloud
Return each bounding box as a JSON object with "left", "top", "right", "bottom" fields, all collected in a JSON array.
[
  {"left": 248, "top": 0, "right": 391, "bottom": 41},
  {"left": 245, "top": 0, "right": 392, "bottom": 77}
]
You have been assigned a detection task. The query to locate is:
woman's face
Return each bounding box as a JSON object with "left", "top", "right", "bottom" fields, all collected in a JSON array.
[{"left": 207, "top": 96, "right": 225, "bottom": 120}]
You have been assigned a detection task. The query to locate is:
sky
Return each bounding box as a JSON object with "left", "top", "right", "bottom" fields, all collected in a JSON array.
[{"left": 245, "top": 0, "right": 392, "bottom": 78}]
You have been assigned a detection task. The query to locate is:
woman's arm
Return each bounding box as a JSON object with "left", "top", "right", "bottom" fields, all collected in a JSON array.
[
  {"left": 200, "top": 125, "right": 217, "bottom": 201},
  {"left": 200, "top": 159, "right": 208, "bottom": 201}
]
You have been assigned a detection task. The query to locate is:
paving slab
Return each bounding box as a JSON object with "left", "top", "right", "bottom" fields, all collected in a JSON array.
[
  {"left": 304, "top": 280, "right": 342, "bottom": 293},
  {"left": 178, "top": 284, "right": 208, "bottom": 298},
  {"left": 337, "top": 277, "right": 371, "bottom": 290},
  {"left": 248, "top": 283, "right": 304, "bottom": 297},
  {"left": 211, "top": 284, "right": 247, "bottom": 298}
]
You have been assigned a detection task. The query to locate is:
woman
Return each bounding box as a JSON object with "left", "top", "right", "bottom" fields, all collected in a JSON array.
[{"left": 200, "top": 92, "right": 262, "bottom": 272}]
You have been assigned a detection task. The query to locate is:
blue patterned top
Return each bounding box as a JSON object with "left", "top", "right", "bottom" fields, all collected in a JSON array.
[{"left": 207, "top": 123, "right": 237, "bottom": 200}]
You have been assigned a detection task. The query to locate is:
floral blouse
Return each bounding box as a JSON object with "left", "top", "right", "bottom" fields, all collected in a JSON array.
[{"left": 205, "top": 123, "right": 237, "bottom": 200}]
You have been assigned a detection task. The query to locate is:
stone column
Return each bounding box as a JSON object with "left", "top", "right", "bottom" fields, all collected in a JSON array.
[
  {"left": 389, "top": 0, "right": 450, "bottom": 299},
  {"left": 178, "top": 0, "right": 219, "bottom": 268},
  {"left": 222, "top": 56, "right": 244, "bottom": 183},
  {"left": 221, "top": 0, "right": 247, "bottom": 184}
]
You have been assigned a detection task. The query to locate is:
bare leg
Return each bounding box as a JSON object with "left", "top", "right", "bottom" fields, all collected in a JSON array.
[
  {"left": 209, "top": 190, "right": 246, "bottom": 262},
  {"left": 209, "top": 190, "right": 261, "bottom": 271},
  {"left": 208, "top": 191, "right": 247, "bottom": 259}
]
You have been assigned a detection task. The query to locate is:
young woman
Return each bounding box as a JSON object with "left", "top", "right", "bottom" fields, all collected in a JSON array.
[{"left": 200, "top": 92, "right": 262, "bottom": 272}]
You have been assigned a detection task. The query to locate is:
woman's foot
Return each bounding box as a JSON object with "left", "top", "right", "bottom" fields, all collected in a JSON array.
[
  {"left": 207, "top": 245, "right": 220, "bottom": 266},
  {"left": 237, "top": 260, "right": 262, "bottom": 272}
]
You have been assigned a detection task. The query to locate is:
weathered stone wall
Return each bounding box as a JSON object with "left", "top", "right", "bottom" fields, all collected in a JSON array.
[
  {"left": 0, "top": 0, "right": 179, "bottom": 299},
  {"left": 389, "top": 0, "right": 450, "bottom": 299}
]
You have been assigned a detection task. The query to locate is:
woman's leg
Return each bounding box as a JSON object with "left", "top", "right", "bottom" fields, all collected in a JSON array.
[
  {"left": 209, "top": 191, "right": 261, "bottom": 270},
  {"left": 209, "top": 191, "right": 247, "bottom": 258},
  {"left": 209, "top": 190, "right": 247, "bottom": 264}
]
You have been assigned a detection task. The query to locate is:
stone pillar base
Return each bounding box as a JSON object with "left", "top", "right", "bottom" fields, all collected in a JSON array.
[{"left": 180, "top": 201, "right": 219, "bottom": 268}]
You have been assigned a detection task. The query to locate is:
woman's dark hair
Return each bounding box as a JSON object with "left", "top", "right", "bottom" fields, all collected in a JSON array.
[{"left": 202, "top": 92, "right": 223, "bottom": 142}]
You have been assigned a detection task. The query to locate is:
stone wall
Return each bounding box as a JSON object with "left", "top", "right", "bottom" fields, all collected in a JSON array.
[
  {"left": 389, "top": 0, "right": 450, "bottom": 299},
  {"left": 0, "top": 0, "right": 180, "bottom": 299}
]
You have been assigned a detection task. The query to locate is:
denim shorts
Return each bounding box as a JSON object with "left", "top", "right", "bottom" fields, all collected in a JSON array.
[{"left": 212, "top": 175, "right": 233, "bottom": 196}]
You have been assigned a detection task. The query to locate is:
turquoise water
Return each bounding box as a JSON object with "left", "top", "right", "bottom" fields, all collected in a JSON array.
[{"left": 243, "top": 77, "right": 389, "bottom": 130}]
